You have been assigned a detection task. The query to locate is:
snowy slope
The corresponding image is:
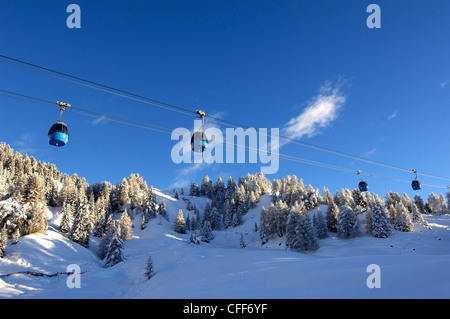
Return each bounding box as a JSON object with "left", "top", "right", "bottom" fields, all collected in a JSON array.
[{"left": 1, "top": 190, "right": 450, "bottom": 299}]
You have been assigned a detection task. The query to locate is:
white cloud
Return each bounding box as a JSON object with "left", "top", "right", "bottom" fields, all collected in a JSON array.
[
  {"left": 440, "top": 80, "right": 450, "bottom": 88},
  {"left": 168, "top": 163, "right": 209, "bottom": 189},
  {"left": 363, "top": 147, "right": 378, "bottom": 157},
  {"left": 387, "top": 109, "right": 398, "bottom": 121},
  {"left": 92, "top": 115, "right": 107, "bottom": 125},
  {"left": 282, "top": 82, "right": 345, "bottom": 140},
  {"left": 14, "top": 132, "right": 38, "bottom": 155}
]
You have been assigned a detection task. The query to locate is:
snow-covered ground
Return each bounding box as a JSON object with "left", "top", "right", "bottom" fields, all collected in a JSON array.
[{"left": 1, "top": 190, "right": 449, "bottom": 299}]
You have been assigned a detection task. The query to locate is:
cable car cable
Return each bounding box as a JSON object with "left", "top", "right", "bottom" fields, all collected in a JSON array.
[
  {"left": 0, "top": 54, "right": 449, "bottom": 182},
  {"left": 0, "top": 89, "right": 448, "bottom": 189}
]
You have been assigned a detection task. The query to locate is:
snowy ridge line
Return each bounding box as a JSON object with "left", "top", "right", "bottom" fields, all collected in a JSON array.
[{"left": 0, "top": 270, "right": 86, "bottom": 279}]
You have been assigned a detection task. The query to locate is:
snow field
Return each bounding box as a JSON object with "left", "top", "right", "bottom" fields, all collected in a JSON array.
[{"left": 1, "top": 190, "right": 450, "bottom": 299}]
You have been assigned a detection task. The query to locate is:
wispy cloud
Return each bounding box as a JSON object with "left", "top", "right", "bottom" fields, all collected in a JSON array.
[
  {"left": 168, "top": 163, "right": 208, "bottom": 189},
  {"left": 282, "top": 82, "right": 346, "bottom": 141},
  {"left": 363, "top": 147, "right": 378, "bottom": 157},
  {"left": 14, "top": 132, "right": 39, "bottom": 155},
  {"left": 440, "top": 80, "right": 450, "bottom": 88},
  {"left": 92, "top": 115, "right": 107, "bottom": 125},
  {"left": 387, "top": 109, "right": 398, "bottom": 121}
]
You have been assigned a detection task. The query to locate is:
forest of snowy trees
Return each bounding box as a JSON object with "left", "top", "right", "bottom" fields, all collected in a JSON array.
[
  {"left": 0, "top": 142, "right": 449, "bottom": 264},
  {"left": 260, "top": 175, "right": 449, "bottom": 252}
]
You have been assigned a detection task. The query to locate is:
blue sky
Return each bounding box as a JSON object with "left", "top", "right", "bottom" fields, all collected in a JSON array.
[{"left": 0, "top": 0, "right": 449, "bottom": 198}]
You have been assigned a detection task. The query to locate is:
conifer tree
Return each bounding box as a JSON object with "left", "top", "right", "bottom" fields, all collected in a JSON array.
[
  {"left": 97, "top": 216, "right": 115, "bottom": 260},
  {"left": 200, "top": 220, "right": 214, "bottom": 243},
  {"left": 286, "top": 211, "right": 318, "bottom": 252},
  {"left": 116, "top": 178, "right": 130, "bottom": 207},
  {"left": 337, "top": 205, "right": 361, "bottom": 239},
  {"left": 190, "top": 182, "right": 199, "bottom": 196},
  {"left": 239, "top": 233, "right": 246, "bottom": 248},
  {"left": 21, "top": 174, "right": 48, "bottom": 235},
  {"left": 104, "top": 231, "right": 125, "bottom": 268},
  {"left": 189, "top": 231, "right": 200, "bottom": 244},
  {"left": 259, "top": 222, "right": 268, "bottom": 245},
  {"left": 10, "top": 227, "right": 20, "bottom": 245},
  {"left": 413, "top": 194, "right": 426, "bottom": 214},
  {"left": 174, "top": 209, "right": 186, "bottom": 234},
  {"left": 119, "top": 210, "right": 133, "bottom": 240},
  {"left": 144, "top": 254, "right": 155, "bottom": 280},
  {"left": 439, "top": 194, "right": 448, "bottom": 215},
  {"left": 69, "top": 196, "right": 93, "bottom": 247},
  {"left": 427, "top": 193, "right": 441, "bottom": 215},
  {"left": 411, "top": 202, "right": 428, "bottom": 226},
  {"left": 200, "top": 176, "right": 213, "bottom": 198},
  {"left": 393, "top": 201, "right": 414, "bottom": 232},
  {"left": 313, "top": 212, "right": 328, "bottom": 239},
  {"left": 143, "top": 187, "right": 157, "bottom": 220},
  {"left": 326, "top": 199, "right": 339, "bottom": 233},
  {"left": 140, "top": 213, "right": 147, "bottom": 230},
  {"left": 0, "top": 224, "right": 8, "bottom": 258},
  {"left": 59, "top": 200, "right": 73, "bottom": 233},
  {"left": 158, "top": 199, "right": 168, "bottom": 221},
  {"left": 368, "top": 196, "right": 391, "bottom": 238}
]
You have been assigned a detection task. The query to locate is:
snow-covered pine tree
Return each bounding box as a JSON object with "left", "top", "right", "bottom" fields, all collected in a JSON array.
[
  {"left": 21, "top": 174, "right": 48, "bottom": 235},
  {"left": 190, "top": 182, "right": 199, "bottom": 196},
  {"left": 210, "top": 206, "right": 222, "bottom": 230},
  {"left": 69, "top": 196, "right": 93, "bottom": 247},
  {"left": 427, "top": 193, "right": 441, "bottom": 215},
  {"left": 212, "top": 177, "right": 226, "bottom": 208},
  {"left": 185, "top": 214, "right": 191, "bottom": 232},
  {"left": 223, "top": 201, "right": 234, "bottom": 229},
  {"left": 239, "top": 233, "right": 246, "bottom": 248},
  {"left": 118, "top": 210, "right": 133, "bottom": 240},
  {"left": 10, "top": 227, "right": 20, "bottom": 245},
  {"left": 352, "top": 188, "right": 367, "bottom": 211},
  {"left": 401, "top": 193, "right": 412, "bottom": 213},
  {"left": 259, "top": 222, "right": 268, "bottom": 245},
  {"left": 189, "top": 231, "right": 200, "bottom": 244},
  {"left": 439, "top": 193, "right": 448, "bottom": 215},
  {"left": 142, "top": 187, "right": 157, "bottom": 221},
  {"left": 326, "top": 198, "right": 339, "bottom": 233},
  {"left": 116, "top": 178, "right": 130, "bottom": 207},
  {"left": 393, "top": 201, "right": 414, "bottom": 232},
  {"left": 337, "top": 205, "right": 361, "bottom": 239},
  {"left": 313, "top": 212, "right": 328, "bottom": 239},
  {"left": 447, "top": 191, "right": 450, "bottom": 214},
  {"left": 21, "top": 174, "right": 46, "bottom": 206},
  {"left": 174, "top": 209, "right": 186, "bottom": 234},
  {"left": 0, "top": 224, "right": 8, "bottom": 258},
  {"left": 144, "top": 254, "right": 155, "bottom": 280},
  {"left": 104, "top": 230, "right": 125, "bottom": 268},
  {"left": 140, "top": 213, "right": 147, "bottom": 230},
  {"left": 200, "top": 220, "right": 214, "bottom": 243},
  {"left": 158, "top": 199, "right": 168, "bottom": 221},
  {"left": 59, "top": 200, "right": 73, "bottom": 233},
  {"left": 413, "top": 194, "right": 426, "bottom": 214},
  {"left": 368, "top": 196, "right": 391, "bottom": 238},
  {"left": 97, "top": 216, "right": 115, "bottom": 260},
  {"left": 286, "top": 211, "right": 318, "bottom": 252},
  {"left": 200, "top": 176, "right": 213, "bottom": 198},
  {"left": 411, "top": 202, "right": 428, "bottom": 226}
]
